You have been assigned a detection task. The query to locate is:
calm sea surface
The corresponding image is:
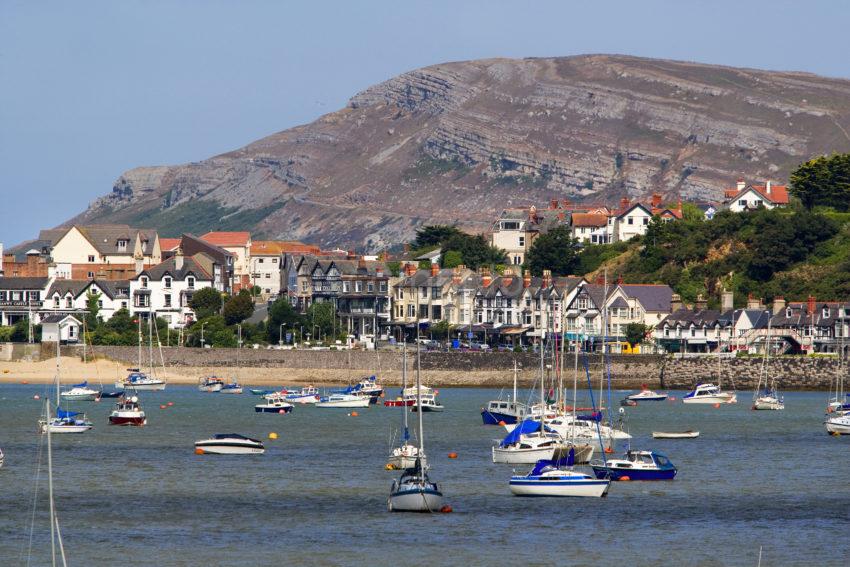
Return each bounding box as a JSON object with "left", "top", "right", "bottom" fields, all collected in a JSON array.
[{"left": 0, "top": 382, "right": 848, "bottom": 566}]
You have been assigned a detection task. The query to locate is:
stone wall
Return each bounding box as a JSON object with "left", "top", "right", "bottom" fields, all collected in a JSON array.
[{"left": 19, "top": 344, "right": 845, "bottom": 389}]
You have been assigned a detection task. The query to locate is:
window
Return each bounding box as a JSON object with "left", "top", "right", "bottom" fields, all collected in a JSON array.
[
  {"left": 117, "top": 239, "right": 128, "bottom": 251},
  {"left": 502, "top": 221, "right": 520, "bottom": 230},
  {"left": 258, "top": 258, "right": 264, "bottom": 263},
  {"left": 164, "top": 276, "right": 172, "bottom": 289},
  {"left": 407, "top": 305, "right": 415, "bottom": 317},
  {"left": 53, "top": 296, "right": 59, "bottom": 308},
  {"left": 66, "top": 297, "right": 72, "bottom": 308},
  {"left": 343, "top": 281, "right": 351, "bottom": 293},
  {"left": 187, "top": 277, "right": 195, "bottom": 289},
  {"left": 302, "top": 282, "right": 308, "bottom": 292},
  {"left": 121, "top": 301, "right": 127, "bottom": 309},
  {"left": 739, "top": 200, "right": 747, "bottom": 207},
  {"left": 513, "top": 256, "right": 521, "bottom": 265},
  {"left": 628, "top": 217, "right": 634, "bottom": 225},
  {"left": 272, "top": 258, "right": 278, "bottom": 264},
  {"left": 419, "top": 305, "right": 428, "bottom": 319},
  {"left": 88, "top": 255, "right": 95, "bottom": 262},
  {"left": 421, "top": 287, "right": 427, "bottom": 299},
  {"left": 823, "top": 307, "right": 830, "bottom": 318},
  {"left": 141, "top": 276, "right": 148, "bottom": 288},
  {"left": 266, "top": 273, "right": 271, "bottom": 279},
  {"left": 164, "top": 294, "right": 172, "bottom": 307},
  {"left": 367, "top": 282, "right": 374, "bottom": 293},
  {"left": 397, "top": 288, "right": 404, "bottom": 299},
  {"left": 518, "top": 236, "right": 525, "bottom": 247},
  {"left": 379, "top": 281, "right": 387, "bottom": 293},
  {"left": 98, "top": 300, "right": 103, "bottom": 308},
  {"left": 431, "top": 287, "right": 440, "bottom": 299},
  {"left": 643, "top": 218, "right": 649, "bottom": 225},
  {"left": 355, "top": 281, "right": 363, "bottom": 293}
]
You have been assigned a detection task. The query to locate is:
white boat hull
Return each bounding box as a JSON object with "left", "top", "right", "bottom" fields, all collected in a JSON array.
[
  {"left": 60, "top": 392, "right": 99, "bottom": 401},
  {"left": 39, "top": 422, "right": 92, "bottom": 434},
  {"left": 752, "top": 398, "right": 784, "bottom": 410},
  {"left": 652, "top": 431, "right": 700, "bottom": 439},
  {"left": 199, "top": 384, "right": 223, "bottom": 393},
  {"left": 825, "top": 415, "right": 850, "bottom": 434},
  {"left": 387, "top": 490, "right": 443, "bottom": 512},
  {"left": 287, "top": 394, "right": 320, "bottom": 404},
  {"left": 195, "top": 443, "right": 265, "bottom": 455},
  {"left": 509, "top": 477, "right": 610, "bottom": 497},
  {"left": 492, "top": 444, "right": 558, "bottom": 464},
  {"left": 316, "top": 398, "right": 370, "bottom": 408},
  {"left": 220, "top": 387, "right": 243, "bottom": 394},
  {"left": 682, "top": 394, "right": 737, "bottom": 404},
  {"left": 115, "top": 381, "right": 166, "bottom": 391}
]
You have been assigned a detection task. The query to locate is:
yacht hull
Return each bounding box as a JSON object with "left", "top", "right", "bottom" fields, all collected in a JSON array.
[
  {"left": 39, "top": 422, "right": 92, "bottom": 434},
  {"left": 509, "top": 477, "right": 610, "bottom": 497},
  {"left": 60, "top": 393, "right": 98, "bottom": 401},
  {"left": 481, "top": 410, "right": 521, "bottom": 425},
  {"left": 194, "top": 442, "right": 265, "bottom": 455},
  {"left": 255, "top": 405, "right": 294, "bottom": 413},
  {"left": 591, "top": 466, "right": 676, "bottom": 481},
  {"left": 115, "top": 381, "right": 166, "bottom": 391},
  {"left": 825, "top": 415, "right": 850, "bottom": 434},
  {"left": 682, "top": 394, "right": 736, "bottom": 404},
  {"left": 108, "top": 415, "right": 147, "bottom": 426},
  {"left": 316, "top": 398, "right": 370, "bottom": 408},
  {"left": 387, "top": 489, "right": 443, "bottom": 512}
]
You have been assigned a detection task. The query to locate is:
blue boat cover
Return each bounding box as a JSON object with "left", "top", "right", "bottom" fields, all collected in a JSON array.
[
  {"left": 530, "top": 448, "right": 575, "bottom": 475},
  {"left": 72, "top": 381, "right": 88, "bottom": 388},
  {"left": 499, "top": 418, "right": 553, "bottom": 447},
  {"left": 57, "top": 407, "right": 80, "bottom": 418}
]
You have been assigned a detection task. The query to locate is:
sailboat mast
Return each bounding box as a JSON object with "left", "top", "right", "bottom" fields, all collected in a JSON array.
[
  {"left": 402, "top": 341, "right": 408, "bottom": 436},
  {"left": 148, "top": 313, "right": 154, "bottom": 378},
  {"left": 137, "top": 316, "right": 142, "bottom": 371},
  {"left": 558, "top": 315, "right": 565, "bottom": 412},
  {"left": 416, "top": 325, "right": 424, "bottom": 454},
  {"left": 512, "top": 360, "right": 517, "bottom": 406},
  {"left": 55, "top": 338, "right": 61, "bottom": 408},
  {"left": 47, "top": 400, "right": 56, "bottom": 567}
]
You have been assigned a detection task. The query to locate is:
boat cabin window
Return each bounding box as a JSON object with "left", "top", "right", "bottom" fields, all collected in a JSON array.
[
  {"left": 655, "top": 455, "right": 670, "bottom": 467},
  {"left": 499, "top": 403, "right": 508, "bottom": 409}
]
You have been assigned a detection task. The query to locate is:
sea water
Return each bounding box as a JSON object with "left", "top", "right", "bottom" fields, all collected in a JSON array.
[{"left": 0, "top": 384, "right": 847, "bottom": 566}]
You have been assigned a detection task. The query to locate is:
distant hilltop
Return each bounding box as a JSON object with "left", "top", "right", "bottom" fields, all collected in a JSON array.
[{"left": 67, "top": 54, "right": 850, "bottom": 250}]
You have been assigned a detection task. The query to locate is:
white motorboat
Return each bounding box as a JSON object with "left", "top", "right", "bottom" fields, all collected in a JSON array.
[
  {"left": 824, "top": 412, "right": 850, "bottom": 435},
  {"left": 626, "top": 387, "right": 668, "bottom": 401},
  {"left": 482, "top": 361, "right": 528, "bottom": 424},
  {"left": 492, "top": 431, "right": 567, "bottom": 464},
  {"left": 544, "top": 415, "right": 632, "bottom": 441},
  {"left": 199, "top": 376, "right": 224, "bottom": 392},
  {"left": 195, "top": 433, "right": 265, "bottom": 455},
  {"left": 115, "top": 371, "right": 166, "bottom": 391},
  {"left": 60, "top": 381, "right": 100, "bottom": 401},
  {"left": 682, "top": 383, "right": 737, "bottom": 404},
  {"left": 403, "top": 386, "right": 444, "bottom": 412},
  {"left": 316, "top": 393, "right": 370, "bottom": 408},
  {"left": 510, "top": 457, "right": 610, "bottom": 498},
  {"left": 652, "top": 430, "right": 700, "bottom": 439},
  {"left": 108, "top": 395, "right": 147, "bottom": 426},
  {"left": 282, "top": 386, "right": 320, "bottom": 404},
  {"left": 220, "top": 382, "right": 243, "bottom": 394}
]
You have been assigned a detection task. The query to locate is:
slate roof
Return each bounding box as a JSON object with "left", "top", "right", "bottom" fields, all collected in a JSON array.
[
  {"left": 618, "top": 284, "right": 673, "bottom": 313},
  {"left": 0, "top": 277, "right": 50, "bottom": 290},
  {"left": 41, "top": 314, "right": 81, "bottom": 324},
  {"left": 135, "top": 255, "right": 212, "bottom": 281},
  {"left": 770, "top": 301, "right": 850, "bottom": 328},
  {"left": 400, "top": 268, "right": 455, "bottom": 288},
  {"left": 46, "top": 279, "right": 131, "bottom": 300},
  {"left": 4, "top": 239, "right": 53, "bottom": 261},
  {"left": 74, "top": 225, "right": 146, "bottom": 255}
]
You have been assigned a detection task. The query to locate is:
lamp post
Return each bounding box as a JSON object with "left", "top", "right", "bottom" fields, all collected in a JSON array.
[
  {"left": 279, "top": 323, "right": 285, "bottom": 347},
  {"left": 200, "top": 322, "right": 207, "bottom": 349}
]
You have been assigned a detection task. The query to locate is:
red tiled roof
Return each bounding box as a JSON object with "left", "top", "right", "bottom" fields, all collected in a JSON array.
[
  {"left": 723, "top": 183, "right": 789, "bottom": 205},
  {"left": 159, "top": 238, "right": 181, "bottom": 251},
  {"left": 200, "top": 231, "right": 251, "bottom": 247},
  {"left": 571, "top": 213, "right": 609, "bottom": 227}
]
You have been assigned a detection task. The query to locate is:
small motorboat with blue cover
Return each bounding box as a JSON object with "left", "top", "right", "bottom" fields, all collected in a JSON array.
[
  {"left": 509, "top": 449, "right": 610, "bottom": 497},
  {"left": 591, "top": 450, "right": 677, "bottom": 480}
]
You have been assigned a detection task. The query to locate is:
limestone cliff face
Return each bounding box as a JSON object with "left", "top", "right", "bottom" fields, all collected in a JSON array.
[{"left": 70, "top": 55, "right": 850, "bottom": 249}]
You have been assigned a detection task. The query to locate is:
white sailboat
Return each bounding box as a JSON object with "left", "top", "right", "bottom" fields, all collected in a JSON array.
[
  {"left": 752, "top": 320, "right": 784, "bottom": 410},
  {"left": 42, "top": 398, "right": 70, "bottom": 565},
  {"left": 387, "top": 342, "right": 426, "bottom": 470},
  {"left": 38, "top": 339, "right": 93, "bottom": 434},
  {"left": 221, "top": 325, "right": 244, "bottom": 394},
  {"left": 115, "top": 316, "right": 166, "bottom": 391},
  {"left": 387, "top": 330, "right": 444, "bottom": 512}
]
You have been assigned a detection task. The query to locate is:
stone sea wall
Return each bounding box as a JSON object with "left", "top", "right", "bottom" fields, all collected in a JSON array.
[{"left": 15, "top": 344, "right": 844, "bottom": 389}]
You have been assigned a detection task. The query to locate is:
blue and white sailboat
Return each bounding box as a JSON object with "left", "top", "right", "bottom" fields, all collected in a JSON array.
[
  {"left": 510, "top": 448, "right": 610, "bottom": 497},
  {"left": 39, "top": 339, "right": 93, "bottom": 434},
  {"left": 482, "top": 361, "right": 528, "bottom": 425},
  {"left": 388, "top": 342, "right": 425, "bottom": 470}
]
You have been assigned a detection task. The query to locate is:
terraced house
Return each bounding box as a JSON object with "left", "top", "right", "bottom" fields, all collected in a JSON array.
[
  {"left": 130, "top": 251, "right": 215, "bottom": 328},
  {"left": 391, "top": 263, "right": 477, "bottom": 329},
  {"left": 41, "top": 279, "right": 131, "bottom": 323}
]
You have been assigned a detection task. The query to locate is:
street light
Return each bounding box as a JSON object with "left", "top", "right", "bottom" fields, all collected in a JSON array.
[
  {"left": 279, "top": 323, "right": 285, "bottom": 347},
  {"left": 200, "top": 322, "right": 207, "bottom": 349}
]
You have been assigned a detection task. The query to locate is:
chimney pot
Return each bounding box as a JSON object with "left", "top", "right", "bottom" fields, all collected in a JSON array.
[
  {"left": 671, "top": 293, "right": 683, "bottom": 312},
  {"left": 736, "top": 178, "right": 746, "bottom": 191},
  {"left": 550, "top": 199, "right": 558, "bottom": 210},
  {"left": 430, "top": 263, "right": 439, "bottom": 277},
  {"left": 523, "top": 269, "right": 531, "bottom": 288}
]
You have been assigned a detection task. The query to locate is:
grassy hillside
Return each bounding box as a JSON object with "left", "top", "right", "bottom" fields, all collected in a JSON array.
[{"left": 584, "top": 207, "right": 850, "bottom": 307}]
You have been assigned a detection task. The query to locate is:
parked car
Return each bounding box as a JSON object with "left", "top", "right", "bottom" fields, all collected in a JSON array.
[{"left": 470, "top": 342, "right": 490, "bottom": 351}]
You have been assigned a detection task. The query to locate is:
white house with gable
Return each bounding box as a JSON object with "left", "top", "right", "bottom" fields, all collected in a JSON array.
[{"left": 130, "top": 251, "right": 215, "bottom": 328}]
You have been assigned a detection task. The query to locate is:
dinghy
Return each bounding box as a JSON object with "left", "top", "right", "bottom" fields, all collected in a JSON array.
[{"left": 652, "top": 430, "right": 700, "bottom": 439}]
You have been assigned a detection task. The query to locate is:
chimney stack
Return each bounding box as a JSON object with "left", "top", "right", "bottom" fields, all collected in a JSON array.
[
  {"left": 523, "top": 269, "right": 531, "bottom": 288},
  {"left": 721, "top": 289, "right": 734, "bottom": 312},
  {"left": 404, "top": 262, "right": 416, "bottom": 276},
  {"left": 348, "top": 249, "right": 356, "bottom": 259},
  {"left": 807, "top": 295, "right": 816, "bottom": 316},
  {"left": 481, "top": 267, "right": 492, "bottom": 287},
  {"left": 773, "top": 296, "right": 786, "bottom": 315},
  {"left": 376, "top": 265, "right": 384, "bottom": 279},
  {"left": 671, "top": 293, "right": 683, "bottom": 312},
  {"left": 747, "top": 293, "right": 761, "bottom": 310},
  {"left": 550, "top": 199, "right": 559, "bottom": 210},
  {"left": 175, "top": 247, "right": 184, "bottom": 271},
  {"left": 542, "top": 269, "right": 552, "bottom": 289},
  {"left": 430, "top": 262, "right": 439, "bottom": 277},
  {"left": 502, "top": 268, "right": 513, "bottom": 287},
  {"left": 765, "top": 180, "right": 772, "bottom": 195},
  {"left": 736, "top": 178, "right": 746, "bottom": 191},
  {"left": 134, "top": 253, "right": 144, "bottom": 275},
  {"left": 620, "top": 197, "right": 631, "bottom": 211},
  {"left": 695, "top": 293, "right": 708, "bottom": 311},
  {"left": 651, "top": 193, "right": 662, "bottom": 208},
  {"left": 452, "top": 266, "right": 461, "bottom": 285}
]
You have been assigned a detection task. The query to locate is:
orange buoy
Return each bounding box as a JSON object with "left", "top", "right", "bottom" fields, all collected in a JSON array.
[
  {"left": 440, "top": 505, "right": 453, "bottom": 513},
  {"left": 278, "top": 409, "right": 286, "bottom": 414},
  {"left": 669, "top": 396, "right": 676, "bottom": 401},
  {"left": 385, "top": 463, "right": 395, "bottom": 470},
  {"left": 160, "top": 404, "right": 166, "bottom": 409},
  {"left": 713, "top": 403, "right": 721, "bottom": 409},
  {"left": 498, "top": 420, "right": 506, "bottom": 426},
  {"left": 351, "top": 411, "right": 359, "bottom": 417},
  {"left": 167, "top": 402, "right": 174, "bottom": 407},
  {"left": 604, "top": 447, "right": 614, "bottom": 454},
  {"left": 194, "top": 448, "right": 204, "bottom": 455},
  {"left": 448, "top": 452, "right": 458, "bottom": 459},
  {"left": 21, "top": 379, "right": 28, "bottom": 383},
  {"left": 620, "top": 475, "right": 631, "bottom": 481}
]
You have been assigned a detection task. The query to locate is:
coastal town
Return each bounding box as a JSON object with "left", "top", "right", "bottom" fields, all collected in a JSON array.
[{"left": 2, "top": 176, "right": 846, "bottom": 357}]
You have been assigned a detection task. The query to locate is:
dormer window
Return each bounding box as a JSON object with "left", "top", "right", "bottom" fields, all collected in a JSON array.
[
  {"left": 141, "top": 276, "right": 148, "bottom": 289},
  {"left": 53, "top": 296, "right": 60, "bottom": 308},
  {"left": 164, "top": 276, "right": 172, "bottom": 289},
  {"left": 117, "top": 239, "right": 128, "bottom": 251},
  {"left": 187, "top": 276, "right": 195, "bottom": 289},
  {"left": 823, "top": 307, "right": 830, "bottom": 319},
  {"left": 65, "top": 296, "right": 72, "bottom": 308},
  {"left": 786, "top": 307, "right": 792, "bottom": 318}
]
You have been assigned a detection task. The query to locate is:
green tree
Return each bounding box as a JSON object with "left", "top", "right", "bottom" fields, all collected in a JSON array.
[
  {"left": 441, "top": 250, "right": 463, "bottom": 268},
  {"left": 267, "top": 297, "right": 304, "bottom": 344},
  {"left": 625, "top": 323, "right": 650, "bottom": 348},
  {"left": 222, "top": 292, "right": 254, "bottom": 325},
  {"left": 525, "top": 226, "right": 580, "bottom": 276},
  {"left": 85, "top": 290, "right": 101, "bottom": 331},
  {"left": 306, "top": 301, "right": 338, "bottom": 342},
  {"left": 441, "top": 233, "right": 507, "bottom": 269},
  {"left": 412, "top": 225, "right": 463, "bottom": 249},
  {"left": 186, "top": 315, "right": 234, "bottom": 347},
  {"left": 429, "top": 320, "right": 454, "bottom": 340},
  {"left": 190, "top": 287, "right": 223, "bottom": 320},
  {"left": 790, "top": 155, "right": 832, "bottom": 210}
]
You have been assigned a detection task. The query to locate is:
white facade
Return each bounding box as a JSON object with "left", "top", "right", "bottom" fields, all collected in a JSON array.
[
  {"left": 41, "top": 315, "right": 82, "bottom": 343},
  {"left": 131, "top": 256, "right": 215, "bottom": 328},
  {"left": 42, "top": 281, "right": 130, "bottom": 323},
  {"left": 615, "top": 205, "right": 653, "bottom": 241},
  {"left": 491, "top": 218, "right": 531, "bottom": 265},
  {"left": 727, "top": 187, "right": 775, "bottom": 212},
  {"left": 249, "top": 253, "right": 282, "bottom": 299}
]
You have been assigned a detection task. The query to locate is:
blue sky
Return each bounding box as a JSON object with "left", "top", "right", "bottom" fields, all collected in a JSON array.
[{"left": 2, "top": 0, "right": 848, "bottom": 246}]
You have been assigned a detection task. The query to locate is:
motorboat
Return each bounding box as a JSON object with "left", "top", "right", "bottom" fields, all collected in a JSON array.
[
  {"left": 108, "top": 395, "right": 147, "bottom": 426},
  {"left": 316, "top": 393, "right": 370, "bottom": 408},
  {"left": 99, "top": 391, "right": 123, "bottom": 398},
  {"left": 383, "top": 398, "right": 415, "bottom": 407},
  {"left": 39, "top": 408, "right": 94, "bottom": 434},
  {"left": 543, "top": 415, "right": 632, "bottom": 442},
  {"left": 283, "top": 385, "right": 321, "bottom": 404},
  {"left": 255, "top": 399, "right": 294, "bottom": 414},
  {"left": 620, "top": 398, "right": 638, "bottom": 407},
  {"left": 682, "top": 383, "right": 737, "bottom": 404},
  {"left": 60, "top": 381, "right": 100, "bottom": 401},
  {"left": 404, "top": 386, "right": 444, "bottom": 412},
  {"left": 194, "top": 433, "right": 265, "bottom": 455},
  {"left": 220, "top": 382, "right": 244, "bottom": 395},
  {"left": 250, "top": 388, "right": 273, "bottom": 396},
  {"left": 199, "top": 376, "right": 224, "bottom": 392},
  {"left": 350, "top": 375, "right": 383, "bottom": 403},
  {"left": 387, "top": 458, "right": 443, "bottom": 512},
  {"left": 509, "top": 452, "right": 610, "bottom": 498},
  {"left": 591, "top": 450, "right": 677, "bottom": 481},
  {"left": 652, "top": 430, "right": 699, "bottom": 439},
  {"left": 482, "top": 361, "right": 528, "bottom": 424},
  {"left": 626, "top": 387, "right": 668, "bottom": 401},
  {"left": 115, "top": 370, "right": 166, "bottom": 391},
  {"left": 824, "top": 412, "right": 850, "bottom": 435}
]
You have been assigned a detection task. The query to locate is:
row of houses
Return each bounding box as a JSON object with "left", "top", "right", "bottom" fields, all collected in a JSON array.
[{"left": 490, "top": 178, "right": 789, "bottom": 265}]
